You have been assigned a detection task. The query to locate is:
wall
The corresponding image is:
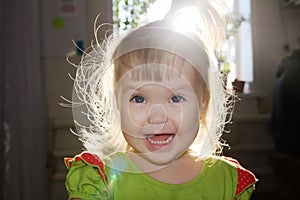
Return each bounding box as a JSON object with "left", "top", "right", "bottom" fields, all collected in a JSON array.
[
  {"left": 41, "top": 1, "right": 112, "bottom": 198},
  {"left": 42, "top": 0, "right": 112, "bottom": 123},
  {"left": 251, "top": 0, "right": 300, "bottom": 112}
]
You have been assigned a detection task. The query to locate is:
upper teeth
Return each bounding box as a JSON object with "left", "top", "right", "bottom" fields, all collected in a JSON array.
[{"left": 146, "top": 135, "right": 174, "bottom": 145}]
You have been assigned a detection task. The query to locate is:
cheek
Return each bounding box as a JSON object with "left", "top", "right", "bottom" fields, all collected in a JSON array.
[
  {"left": 178, "top": 101, "right": 201, "bottom": 131},
  {"left": 120, "top": 102, "right": 148, "bottom": 131},
  {"left": 167, "top": 102, "right": 200, "bottom": 132},
  {"left": 184, "top": 107, "right": 200, "bottom": 125}
]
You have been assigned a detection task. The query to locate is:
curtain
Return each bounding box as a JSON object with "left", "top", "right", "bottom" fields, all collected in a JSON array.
[{"left": 0, "top": 0, "right": 48, "bottom": 199}]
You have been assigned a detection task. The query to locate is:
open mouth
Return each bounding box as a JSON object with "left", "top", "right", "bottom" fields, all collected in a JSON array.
[{"left": 146, "top": 134, "right": 174, "bottom": 145}]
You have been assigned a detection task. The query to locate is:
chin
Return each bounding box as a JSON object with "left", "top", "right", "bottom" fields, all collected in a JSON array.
[{"left": 142, "top": 150, "right": 184, "bottom": 166}]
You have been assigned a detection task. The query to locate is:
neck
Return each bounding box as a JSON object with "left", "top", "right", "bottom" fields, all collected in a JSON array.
[
  {"left": 126, "top": 151, "right": 170, "bottom": 173},
  {"left": 128, "top": 151, "right": 203, "bottom": 184}
]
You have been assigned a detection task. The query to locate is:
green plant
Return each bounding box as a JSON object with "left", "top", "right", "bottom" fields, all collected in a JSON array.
[
  {"left": 113, "top": 0, "right": 157, "bottom": 31},
  {"left": 216, "top": 52, "right": 231, "bottom": 74}
]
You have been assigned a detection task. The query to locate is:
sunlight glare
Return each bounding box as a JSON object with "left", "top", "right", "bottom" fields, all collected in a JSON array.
[
  {"left": 146, "top": 0, "right": 172, "bottom": 22},
  {"left": 171, "top": 6, "right": 203, "bottom": 33}
]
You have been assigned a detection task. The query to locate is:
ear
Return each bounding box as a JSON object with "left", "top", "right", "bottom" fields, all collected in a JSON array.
[
  {"left": 200, "top": 94, "right": 209, "bottom": 113},
  {"left": 114, "top": 87, "right": 121, "bottom": 110},
  {"left": 115, "top": 95, "right": 121, "bottom": 110},
  {"left": 198, "top": 95, "right": 209, "bottom": 127}
]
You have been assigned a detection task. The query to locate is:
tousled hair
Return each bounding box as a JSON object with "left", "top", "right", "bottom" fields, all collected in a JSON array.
[{"left": 67, "top": 0, "right": 233, "bottom": 159}]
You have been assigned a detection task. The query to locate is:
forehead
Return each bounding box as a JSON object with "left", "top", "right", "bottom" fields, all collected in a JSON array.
[
  {"left": 114, "top": 49, "right": 203, "bottom": 83},
  {"left": 112, "top": 26, "right": 212, "bottom": 85},
  {"left": 118, "top": 65, "right": 197, "bottom": 93}
]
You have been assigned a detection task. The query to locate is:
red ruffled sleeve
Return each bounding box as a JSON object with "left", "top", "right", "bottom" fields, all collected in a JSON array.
[
  {"left": 64, "top": 151, "right": 108, "bottom": 184},
  {"left": 224, "top": 157, "right": 258, "bottom": 198}
]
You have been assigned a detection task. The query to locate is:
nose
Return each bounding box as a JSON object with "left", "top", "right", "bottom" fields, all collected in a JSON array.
[{"left": 147, "top": 104, "right": 167, "bottom": 124}]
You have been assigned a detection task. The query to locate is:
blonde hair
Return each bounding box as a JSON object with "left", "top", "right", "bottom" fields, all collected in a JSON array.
[{"left": 70, "top": 0, "right": 232, "bottom": 159}]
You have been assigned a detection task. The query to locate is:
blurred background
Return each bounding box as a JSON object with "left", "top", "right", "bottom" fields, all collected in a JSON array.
[{"left": 1, "top": 0, "right": 299, "bottom": 199}]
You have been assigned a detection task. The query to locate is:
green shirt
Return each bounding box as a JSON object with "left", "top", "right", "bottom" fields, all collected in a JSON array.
[{"left": 65, "top": 152, "right": 257, "bottom": 200}]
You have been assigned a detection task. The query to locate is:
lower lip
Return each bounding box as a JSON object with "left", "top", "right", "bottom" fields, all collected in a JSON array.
[{"left": 145, "top": 135, "right": 175, "bottom": 150}]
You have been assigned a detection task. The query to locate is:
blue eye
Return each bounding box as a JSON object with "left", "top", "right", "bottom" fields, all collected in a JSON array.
[
  {"left": 130, "top": 95, "right": 146, "bottom": 103},
  {"left": 170, "top": 95, "right": 185, "bottom": 103}
]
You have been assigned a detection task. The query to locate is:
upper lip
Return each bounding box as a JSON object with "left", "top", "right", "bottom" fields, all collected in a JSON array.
[
  {"left": 145, "top": 133, "right": 175, "bottom": 137},
  {"left": 141, "top": 124, "right": 176, "bottom": 136}
]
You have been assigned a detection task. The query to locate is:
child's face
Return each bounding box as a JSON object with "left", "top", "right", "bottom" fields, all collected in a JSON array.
[{"left": 115, "top": 55, "right": 208, "bottom": 166}]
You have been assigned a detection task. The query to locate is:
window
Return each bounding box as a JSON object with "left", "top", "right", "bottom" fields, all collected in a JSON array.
[
  {"left": 228, "top": 0, "right": 253, "bottom": 91},
  {"left": 219, "top": 0, "right": 253, "bottom": 91},
  {"left": 112, "top": 0, "right": 157, "bottom": 33}
]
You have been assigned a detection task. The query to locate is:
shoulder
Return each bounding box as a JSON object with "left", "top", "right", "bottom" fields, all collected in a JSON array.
[
  {"left": 222, "top": 157, "right": 257, "bottom": 196},
  {"left": 64, "top": 151, "right": 111, "bottom": 200},
  {"left": 207, "top": 156, "right": 258, "bottom": 197},
  {"left": 65, "top": 151, "right": 108, "bottom": 183}
]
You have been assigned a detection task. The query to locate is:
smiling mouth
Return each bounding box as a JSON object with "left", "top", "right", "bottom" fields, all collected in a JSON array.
[{"left": 146, "top": 134, "right": 174, "bottom": 145}]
